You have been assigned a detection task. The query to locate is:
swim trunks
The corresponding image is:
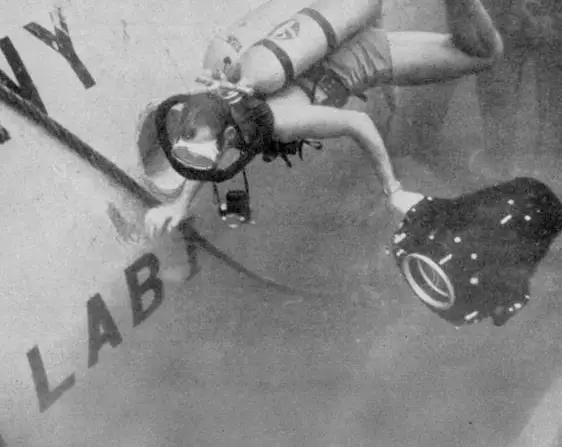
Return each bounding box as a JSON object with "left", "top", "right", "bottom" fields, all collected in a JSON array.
[{"left": 296, "top": 25, "right": 393, "bottom": 107}]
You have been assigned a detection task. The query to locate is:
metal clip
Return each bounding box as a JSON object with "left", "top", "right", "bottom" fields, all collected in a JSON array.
[{"left": 195, "top": 70, "right": 254, "bottom": 97}]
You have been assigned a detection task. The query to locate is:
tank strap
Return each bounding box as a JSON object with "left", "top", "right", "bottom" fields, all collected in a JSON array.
[
  {"left": 253, "top": 39, "right": 295, "bottom": 89},
  {"left": 212, "top": 168, "right": 250, "bottom": 205},
  {"left": 299, "top": 8, "right": 338, "bottom": 52}
]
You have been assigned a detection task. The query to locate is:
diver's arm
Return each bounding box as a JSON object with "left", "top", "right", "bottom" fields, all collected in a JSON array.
[
  {"left": 271, "top": 103, "right": 402, "bottom": 195},
  {"left": 387, "top": 0, "right": 504, "bottom": 85},
  {"left": 175, "top": 179, "right": 204, "bottom": 210},
  {"left": 144, "top": 143, "right": 244, "bottom": 237}
]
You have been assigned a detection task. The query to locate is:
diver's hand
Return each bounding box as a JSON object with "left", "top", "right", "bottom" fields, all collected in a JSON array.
[
  {"left": 389, "top": 189, "right": 425, "bottom": 215},
  {"left": 144, "top": 202, "right": 188, "bottom": 239}
]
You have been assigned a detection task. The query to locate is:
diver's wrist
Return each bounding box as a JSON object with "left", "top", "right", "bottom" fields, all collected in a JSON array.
[{"left": 384, "top": 180, "right": 402, "bottom": 196}]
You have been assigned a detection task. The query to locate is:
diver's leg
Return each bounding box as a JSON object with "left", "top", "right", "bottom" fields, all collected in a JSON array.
[
  {"left": 443, "top": 0, "right": 504, "bottom": 59},
  {"left": 294, "top": 0, "right": 503, "bottom": 105},
  {"left": 386, "top": 0, "right": 503, "bottom": 85},
  {"left": 312, "top": 0, "right": 504, "bottom": 92}
]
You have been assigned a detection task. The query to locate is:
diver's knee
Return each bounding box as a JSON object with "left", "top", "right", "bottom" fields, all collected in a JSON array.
[{"left": 454, "top": 29, "right": 504, "bottom": 64}]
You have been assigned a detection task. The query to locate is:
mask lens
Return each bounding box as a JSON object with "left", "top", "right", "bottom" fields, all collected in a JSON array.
[{"left": 172, "top": 139, "right": 219, "bottom": 171}]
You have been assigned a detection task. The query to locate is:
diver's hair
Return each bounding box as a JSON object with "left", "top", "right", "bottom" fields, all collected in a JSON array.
[{"left": 136, "top": 101, "right": 166, "bottom": 176}]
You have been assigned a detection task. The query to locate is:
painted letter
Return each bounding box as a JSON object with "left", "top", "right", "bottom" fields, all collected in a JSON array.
[
  {"left": 26, "top": 345, "right": 75, "bottom": 413},
  {"left": 87, "top": 293, "right": 123, "bottom": 368},
  {"left": 0, "top": 37, "right": 46, "bottom": 112},
  {"left": 125, "top": 253, "right": 164, "bottom": 327},
  {"left": 24, "top": 8, "right": 95, "bottom": 89}
]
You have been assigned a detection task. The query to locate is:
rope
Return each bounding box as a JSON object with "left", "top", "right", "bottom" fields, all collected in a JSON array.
[
  {"left": 0, "top": 81, "right": 324, "bottom": 297},
  {"left": 0, "top": 82, "right": 159, "bottom": 207}
]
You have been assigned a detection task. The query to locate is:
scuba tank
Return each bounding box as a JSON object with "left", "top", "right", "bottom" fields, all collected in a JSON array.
[{"left": 203, "top": 0, "right": 382, "bottom": 95}]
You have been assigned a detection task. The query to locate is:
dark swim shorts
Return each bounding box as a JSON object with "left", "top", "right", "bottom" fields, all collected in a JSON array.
[{"left": 296, "top": 25, "right": 393, "bottom": 107}]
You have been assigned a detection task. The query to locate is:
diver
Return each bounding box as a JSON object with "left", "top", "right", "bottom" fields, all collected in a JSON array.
[{"left": 143, "top": 0, "right": 504, "bottom": 237}]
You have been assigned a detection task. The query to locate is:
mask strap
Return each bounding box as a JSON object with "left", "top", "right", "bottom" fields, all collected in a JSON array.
[{"left": 212, "top": 169, "right": 250, "bottom": 202}]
